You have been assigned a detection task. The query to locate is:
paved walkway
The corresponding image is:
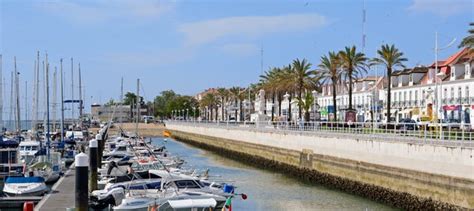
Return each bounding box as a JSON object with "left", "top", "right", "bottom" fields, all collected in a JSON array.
[{"left": 35, "top": 165, "right": 76, "bottom": 211}]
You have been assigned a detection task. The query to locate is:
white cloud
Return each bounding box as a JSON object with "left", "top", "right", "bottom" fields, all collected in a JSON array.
[
  {"left": 38, "top": 0, "right": 175, "bottom": 23},
  {"left": 218, "top": 43, "right": 259, "bottom": 57},
  {"left": 407, "top": 0, "right": 472, "bottom": 17},
  {"left": 178, "top": 13, "right": 328, "bottom": 47}
]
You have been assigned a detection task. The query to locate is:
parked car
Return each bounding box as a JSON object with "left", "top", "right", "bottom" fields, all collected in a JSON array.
[{"left": 398, "top": 119, "right": 417, "bottom": 131}]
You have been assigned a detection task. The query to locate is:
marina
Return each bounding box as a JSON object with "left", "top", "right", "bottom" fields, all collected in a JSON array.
[{"left": 1, "top": 0, "right": 473, "bottom": 210}]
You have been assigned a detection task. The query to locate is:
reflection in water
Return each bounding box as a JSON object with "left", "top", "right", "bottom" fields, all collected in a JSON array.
[{"left": 155, "top": 137, "right": 396, "bottom": 211}]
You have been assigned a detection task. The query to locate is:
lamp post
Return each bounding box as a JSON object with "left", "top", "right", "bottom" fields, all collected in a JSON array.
[
  {"left": 312, "top": 90, "right": 317, "bottom": 121},
  {"left": 186, "top": 109, "right": 189, "bottom": 121},
  {"left": 284, "top": 92, "right": 290, "bottom": 121},
  {"left": 434, "top": 31, "right": 456, "bottom": 140}
]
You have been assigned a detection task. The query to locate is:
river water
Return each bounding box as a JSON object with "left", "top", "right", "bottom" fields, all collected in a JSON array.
[{"left": 154, "top": 137, "right": 396, "bottom": 211}]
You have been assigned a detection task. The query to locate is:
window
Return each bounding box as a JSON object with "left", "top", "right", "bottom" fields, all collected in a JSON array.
[
  {"left": 466, "top": 64, "right": 470, "bottom": 76},
  {"left": 466, "top": 86, "right": 470, "bottom": 101},
  {"left": 458, "top": 87, "right": 462, "bottom": 103},
  {"left": 444, "top": 88, "right": 447, "bottom": 99},
  {"left": 450, "top": 87, "right": 454, "bottom": 99},
  {"left": 394, "top": 92, "right": 397, "bottom": 102},
  {"left": 409, "top": 91, "right": 412, "bottom": 102},
  {"left": 415, "top": 91, "right": 418, "bottom": 101},
  {"left": 451, "top": 67, "right": 455, "bottom": 78}
]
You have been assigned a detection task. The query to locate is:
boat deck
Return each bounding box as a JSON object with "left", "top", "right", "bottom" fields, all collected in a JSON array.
[{"left": 35, "top": 165, "right": 76, "bottom": 211}]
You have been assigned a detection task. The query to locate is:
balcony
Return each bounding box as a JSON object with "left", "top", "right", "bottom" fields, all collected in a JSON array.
[{"left": 462, "top": 97, "right": 469, "bottom": 104}]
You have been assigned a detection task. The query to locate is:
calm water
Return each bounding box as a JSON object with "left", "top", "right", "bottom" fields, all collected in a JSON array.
[{"left": 154, "top": 137, "right": 395, "bottom": 211}]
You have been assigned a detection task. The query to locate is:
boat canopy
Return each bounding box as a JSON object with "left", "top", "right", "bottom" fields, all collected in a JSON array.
[
  {"left": 0, "top": 140, "right": 19, "bottom": 148},
  {"left": 5, "top": 176, "right": 45, "bottom": 183},
  {"left": 165, "top": 198, "right": 217, "bottom": 209}
]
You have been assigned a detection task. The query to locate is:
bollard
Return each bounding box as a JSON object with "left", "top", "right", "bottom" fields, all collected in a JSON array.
[
  {"left": 23, "top": 201, "right": 34, "bottom": 211},
  {"left": 96, "top": 134, "right": 103, "bottom": 168},
  {"left": 75, "top": 153, "right": 89, "bottom": 211},
  {"left": 89, "top": 139, "right": 98, "bottom": 192}
]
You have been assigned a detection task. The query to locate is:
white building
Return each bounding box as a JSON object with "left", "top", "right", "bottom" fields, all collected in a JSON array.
[
  {"left": 316, "top": 76, "right": 386, "bottom": 122},
  {"left": 388, "top": 48, "right": 473, "bottom": 125}
]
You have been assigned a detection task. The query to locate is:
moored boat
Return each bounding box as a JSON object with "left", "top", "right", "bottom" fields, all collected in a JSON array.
[{"left": 2, "top": 176, "right": 47, "bottom": 196}]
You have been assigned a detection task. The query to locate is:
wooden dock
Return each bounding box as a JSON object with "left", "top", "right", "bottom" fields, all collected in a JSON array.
[{"left": 35, "top": 165, "right": 76, "bottom": 211}]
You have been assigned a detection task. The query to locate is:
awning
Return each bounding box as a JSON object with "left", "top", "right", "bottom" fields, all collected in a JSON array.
[{"left": 443, "top": 105, "right": 461, "bottom": 111}]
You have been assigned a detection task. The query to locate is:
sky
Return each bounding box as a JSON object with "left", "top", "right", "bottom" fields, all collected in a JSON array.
[{"left": 0, "top": 0, "right": 473, "bottom": 110}]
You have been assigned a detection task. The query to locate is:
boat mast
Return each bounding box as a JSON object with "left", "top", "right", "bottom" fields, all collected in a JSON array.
[
  {"left": 14, "top": 57, "right": 21, "bottom": 133},
  {"left": 0, "top": 54, "right": 3, "bottom": 134},
  {"left": 78, "top": 63, "right": 82, "bottom": 121},
  {"left": 52, "top": 67, "right": 57, "bottom": 132},
  {"left": 9, "top": 71, "right": 13, "bottom": 131},
  {"left": 135, "top": 78, "right": 140, "bottom": 136},
  {"left": 45, "top": 53, "right": 50, "bottom": 159},
  {"left": 70, "top": 58, "right": 74, "bottom": 125},
  {"left": 24, "top": 81, "right": 27, "bottom": 124},
  {"left": 34, "top": 51, "right": 40, "bottom": 132},
  {"left": 60, "top": 59, "right": 65, "bottom": 145},
  {"left": 120, "top": 77, "right": 123, "bottom": 128},
  {"left": 42, "top": 60, "right": 47, "bottom": 133},
  {"left": 32, "top": 58, "right": 37, "bottom": 132}
]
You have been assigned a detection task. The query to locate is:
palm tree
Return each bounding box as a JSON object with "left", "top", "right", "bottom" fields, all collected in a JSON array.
[
  {"left": 339, "top": 46, "right": 368, "bottom": 111},
  {"left": 371, "top": 44, "right": 407, "bottom": 122},
  {"left": 291, "top": 59, "right": 317, "bottom": 120},
  {"left": 459, "top": 22, "right": 474, "bottom": 50},
  {"left": 217, "top": 88, "right": 229, "bottom": 121},
  {"left": 260, "top": 67, "right": 285, "bottom": 121},
  {"left": 200, "top": 92, "right": 218, "bottom": 121},
  {"left": 282, "top": 64, "right": 294, "bottom": 121},
  {"left": 319, "top": 51, "right": 341, "bottom": 121},
  {"left": 229, "top": 87, "right": 244, "bottom": 121},
  {"left": 297, "top": 92, "right": 315, "bottom": 122}
]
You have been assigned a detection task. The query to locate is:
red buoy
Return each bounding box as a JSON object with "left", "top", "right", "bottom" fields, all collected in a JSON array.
[{"left": 23, "top": 201, "right": 34, "bottom": 211}]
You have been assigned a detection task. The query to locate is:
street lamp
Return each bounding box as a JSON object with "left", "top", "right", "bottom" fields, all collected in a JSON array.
[
  {"left": 284, "top": 92, "right": 290, "bottom": 121},
  {"left": 311, "top": 90, "right": 318, "bottom": 121},
  {"left": 436, "top": 71, "right": 447, "bottom": 140}
]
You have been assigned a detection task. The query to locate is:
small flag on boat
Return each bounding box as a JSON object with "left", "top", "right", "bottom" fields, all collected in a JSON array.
[{"left": 222, "top": 196, "right": 232, "bottom": 211}]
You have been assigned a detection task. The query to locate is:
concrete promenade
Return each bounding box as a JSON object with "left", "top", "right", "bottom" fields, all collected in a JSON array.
[
  {"left": 35, "top": 165, "right": 76, "bottom": 211},
  {"left": 166, "top": 122, "right": 474, "bottom": 209}
]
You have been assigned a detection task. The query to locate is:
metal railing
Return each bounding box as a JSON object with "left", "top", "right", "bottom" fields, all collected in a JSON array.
[{"left": 167, "top": 120, "right": 474, "bottom": 148}]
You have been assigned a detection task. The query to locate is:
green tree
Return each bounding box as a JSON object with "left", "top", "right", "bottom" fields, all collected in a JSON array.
[
  {"left": 459, "top": 22, "right": 474, "bottom": 50},
  {"left": 319, "top": 51, "right": 342, "bottom": 121},
  {"left": 217, "top": 88, "right": 229, "bottom": 121},
  {"left": 200, "top": 92, "right": 218, "bottom": 121},
  {"left": 123, "top": 92, "right": 143, "bottom": 106},
  {"left": 297, "top": 92, "right": 315, "bottom": 122},
  {"left": 371, "top": 44, "right": 407, "bottom": 122},
  {"left": 229, "top": 87, "right": 245, "bottom": 121},
  {"left": 339, "top": 46, "right": 368, "bottom": 111}
]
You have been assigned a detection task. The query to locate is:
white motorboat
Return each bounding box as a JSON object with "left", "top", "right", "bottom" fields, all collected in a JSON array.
[
  {"left": 112, "top": 178, "right": 231, "bottom": 211},
  {"left": 2, "top": 176, "right": 47, "bottom": 196},
  {"left": 18, "top": 140, "right": 40, "bottom": 164}
]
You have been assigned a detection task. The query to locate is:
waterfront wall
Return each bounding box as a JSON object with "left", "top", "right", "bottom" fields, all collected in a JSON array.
[{"left": 166, "top": 123, "right": 474, "bottom": 209}]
